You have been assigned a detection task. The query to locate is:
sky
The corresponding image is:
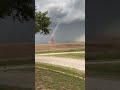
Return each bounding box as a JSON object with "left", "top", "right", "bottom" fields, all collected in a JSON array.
[{"left": 35, "top": 0, "right": 85, "bottom": 44}]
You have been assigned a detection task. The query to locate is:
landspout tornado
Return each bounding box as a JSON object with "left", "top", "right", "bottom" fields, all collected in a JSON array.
[
  {"left": 48, "top": 0, "right": 75, "bottom": 44},
  {"left": 48, "top": 22, "right": 61, "bottom": 44}
]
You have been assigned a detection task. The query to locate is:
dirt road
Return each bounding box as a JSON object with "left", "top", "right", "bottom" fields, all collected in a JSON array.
[{"left": 35, "top": 56, "right": 85, "bottom": 71}]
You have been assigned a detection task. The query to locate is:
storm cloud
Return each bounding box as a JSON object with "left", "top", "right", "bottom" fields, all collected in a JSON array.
[{"left": 35, "top": 0, "right": 85, "bottom": 44}]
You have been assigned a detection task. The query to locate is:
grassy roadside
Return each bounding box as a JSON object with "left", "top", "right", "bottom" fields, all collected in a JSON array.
[
  {"left": 45, "top": 53, "right": 85, "bottom": 59},
  {"left": 36, "top": 48, "right": 85, "bottom": 54},
  {"left": 86, "top": 63, "right": 120, "bottom": 80},
  {"left": 36, "top": 63, "right": 85, "bottom": 90},
  {"left": 36, "top": 63, "right": 85, "bottom": 77}
]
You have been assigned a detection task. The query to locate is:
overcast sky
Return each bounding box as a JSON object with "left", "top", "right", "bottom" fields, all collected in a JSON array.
[{"left": 35, "top": 0, "right": 85, "bottom": 44}]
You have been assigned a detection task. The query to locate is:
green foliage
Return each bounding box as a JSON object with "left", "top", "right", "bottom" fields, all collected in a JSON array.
[
  {"left": 0, "top": 0, "right": 51, "bottom": 35},
  {"left": 35, "top": 11, "right": 51, "bottom": 35}
]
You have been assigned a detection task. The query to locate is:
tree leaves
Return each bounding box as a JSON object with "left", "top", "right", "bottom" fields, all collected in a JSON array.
[
  {"left": 0, "top": 0, "right": 51, "bottom": 35},
  {"left": 35, "top": 11, "right": 51, "bottom": 35}
]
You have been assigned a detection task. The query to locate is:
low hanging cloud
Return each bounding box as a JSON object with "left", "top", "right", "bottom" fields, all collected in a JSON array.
[
  {"left": 35, "top": 0, "right": 85, "bottom": 43},
  {"left": 36, "top": 0, "right": 85, "bottom": 24}
]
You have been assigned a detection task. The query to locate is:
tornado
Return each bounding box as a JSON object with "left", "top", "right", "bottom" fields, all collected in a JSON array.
[{"left": 48, "top": 0, "right": 75, "bottom": 44}]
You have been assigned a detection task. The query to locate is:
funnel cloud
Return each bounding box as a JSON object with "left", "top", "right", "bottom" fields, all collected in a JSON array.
[{"left": 35, "top": 0, "right": 85, "bottom": 44}]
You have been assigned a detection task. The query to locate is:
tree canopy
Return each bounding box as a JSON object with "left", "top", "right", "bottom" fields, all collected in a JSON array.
[
  {"left": 0, "top": 0, "right": 51, "bottom": 35},
  {"left": 35, "top": 11, "right": 51, "bottom": 35}
]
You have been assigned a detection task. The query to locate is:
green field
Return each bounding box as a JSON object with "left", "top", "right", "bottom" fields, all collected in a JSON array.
[
  {"left": 36, "top": 63, "right": 85, "bottom": 90},
  {"left": 36, "top": 48, "right": 85, "bottom": 54},
  {"left": 46, "top": 53, "right": 85, "bottom": 59}
]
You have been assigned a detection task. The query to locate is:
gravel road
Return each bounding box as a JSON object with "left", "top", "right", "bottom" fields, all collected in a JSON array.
[{"left": 35, "top": 56, "right": 85, "bottom": 71}]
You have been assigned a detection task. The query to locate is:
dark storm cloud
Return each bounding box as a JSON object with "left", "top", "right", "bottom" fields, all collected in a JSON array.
[
  {"left": 35, "top": 0, "right": 85, "bottom": 43},
  {"left": 35, "top": 21, "right": 85, "bottom": 43},
  {"left": 36, "top": 0, "right": 85, "bottom": 23}
]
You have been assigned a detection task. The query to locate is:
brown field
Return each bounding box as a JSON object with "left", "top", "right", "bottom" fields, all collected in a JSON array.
[
  {"left": 0, "top": 43, "right": 85, "bottom": 58},
  {"left": 35, "top": 43, "right": 85, "bottom": 52}
]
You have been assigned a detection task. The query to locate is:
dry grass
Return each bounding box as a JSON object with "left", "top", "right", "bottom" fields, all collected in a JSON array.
[
  {"left": 35, "top": 43, "right": 85, "bottom": 52},
  {"left": 35, "top": 63, "right": 85, "bottom": 90}
]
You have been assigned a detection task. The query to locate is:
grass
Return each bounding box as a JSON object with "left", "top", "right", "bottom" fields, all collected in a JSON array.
[
  {"left": 35, "top": 63, "right": 85, "bottom": 90},
  {"left": 36, "top": 48, "right": 85, "bottom": 54},
  {"left": 36, "top": 63, "right": 85, "bottom": 77},
  {"left": 0, "top": 85, "right": 33, "bottom": 90},
  {"left": 86, "top": 62, "right": 120, "bottom": 80},
  {"left": 46, "top": 53, "right": 85, "bottom": 59}
]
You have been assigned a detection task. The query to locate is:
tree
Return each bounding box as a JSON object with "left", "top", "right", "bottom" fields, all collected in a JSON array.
[
  {"left": 0, "top": 0, "right": 51, "bottom": 35},
  {"left": 35, "top": 11, "right": 51, "bottom": 35}
]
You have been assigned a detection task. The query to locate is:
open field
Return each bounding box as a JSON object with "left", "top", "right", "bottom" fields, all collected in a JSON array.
[
  {"left": 35, "top": 43, "right": 85, "bottom": 90},
  {"left": 44, "top": 53, "right": 85, "bottom": 59},
  {"left": 36, "top": 63, "right": 85, "bottom": 90},
  {"left": 35, "top": 56, "right": 85, "bottom": 71},
  {"left": 35, "top": 43, "right": 85, "bottom": 53}
]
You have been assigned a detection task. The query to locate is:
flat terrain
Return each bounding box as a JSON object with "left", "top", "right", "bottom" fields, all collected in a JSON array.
[
  {"left": 35, "top": 43, "right": 85, "bottom": 53},
  {"left": 37, "top": 51, "right": 85, "bottom": 59},
  {"left": 35, "top": 43, "right": 85, "bottom": 90},
  {"left": 35, "top": 56, "right": 85, "bottom": 71},
  {"left": 49, "top": 53, "right": 84, "bottom": 59},
  {"left": 36, "top": 63, "right": 85, "bottom": 90}
]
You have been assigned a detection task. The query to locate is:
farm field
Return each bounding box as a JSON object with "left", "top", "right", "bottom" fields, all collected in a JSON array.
[
  {"left": 35, "top": 43, "right": 85, "bottom": 53},
  {"left": 41, "top": 52, "right": 85, "bottom": 59},
  {"left": 35, "top": 43, "right": 85, "bottom": 90},
  {"left": 36, "top": 63, "right": 85, "bottom": 90}
]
